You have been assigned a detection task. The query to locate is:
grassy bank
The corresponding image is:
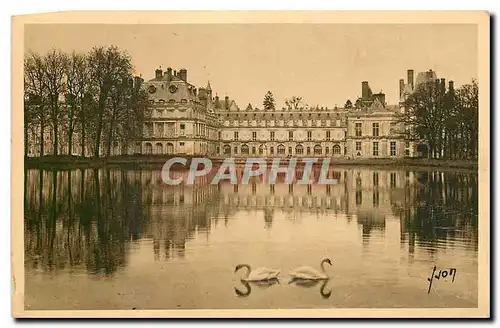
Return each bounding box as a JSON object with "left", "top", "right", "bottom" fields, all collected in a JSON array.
[{"left": 24, "top": 155, "right": 478, "bottom": 171}]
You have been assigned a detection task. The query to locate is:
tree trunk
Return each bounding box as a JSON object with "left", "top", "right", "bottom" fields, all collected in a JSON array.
[{"left": 39, "top": 119, "right": 45, "bottom": 156}]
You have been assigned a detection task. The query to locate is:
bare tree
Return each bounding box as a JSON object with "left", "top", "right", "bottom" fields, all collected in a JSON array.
[
  {"left": 24, "top": 53, "right": 48, "bottom": 157},
  {"left": 43, "top": 49, "right": 68, "bottom": 156},
  {"left": 87, "top": 46, "right": 132, "bottom": 157},
  {"left": 65, "top": 52, "right": 88, "bottom": 156}
]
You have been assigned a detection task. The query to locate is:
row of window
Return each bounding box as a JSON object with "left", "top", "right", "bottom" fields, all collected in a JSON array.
[
  {"left": 150, "top": 99, "right": 189, "bottom": 105},
  {"left": 355, "top": 122, "right": 380, "bottom": 137},
  {"left": 229, "top": 131, "right": 346, "bottom": 141},
  {"left": 222, "top": 144, "right": 343, "bottom": 155},
  {"left": 222, "top": 113, "right": 344, "bottom": 119},
  {"left": 354, "top": 141, "right": 397, "bottom": 156}
]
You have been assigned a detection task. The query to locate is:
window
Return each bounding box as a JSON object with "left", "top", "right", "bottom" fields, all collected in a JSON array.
[
  {"left": 373, "top": 172, "right": 379, "bottom": 187},
  {"left": 241, "top": 145, "right": 249, "bottom": 155},
  {"left": 390, "top": 141, "right": 396, "bottom": 156},
  {"left": 325, "top": 147, "right": 329, "bottom": 154},
  {"left": 289, "top": 131, "right": 293, "bottom": 141},
  {"left": 278, "top": 144, "right": 285, "bottom": 155},
  {"left": 234, "top": 146, "right": 238, "bottom": 154},
  {"left": 252, "top": 131, "right": 257, "bottom": 141},
  {"left": 234, "top": 131, "right": 239, "bottom": 141},
  {"left": 373, "top": 142, "right": 379, "bottom": 156},
  {"left": 356, "top": 141, "right": 362, "bottom": 152},
  {"left": 326, "top": 131, "right": 331, "bottom": 141},
  {"left": 270, "top": 147, "right": 274, "bottom": 155},
  {"left": 390, "top": 172, "right": 396, "bottom": 188},
  {"left": 307, "top": 147, "right": 311, "bottom": 155},
  {"left": 252, "top": 146, "right": 256, "bottom": 154},
  {"left": 288, "top": 146, "right": 292, "bottom": 154},
  {"left": 296, "top": 145, "right": 303, "bottom": 155},
  {"left": 218, "top": 131, "right": 222, "bottom": 140},
  {"left": 180, "top": 123, "right": 185, "bottom": 136},
  {"left": 336, "top": 119, "right": 340, "bottom": 126},
  {"left": 314, "top": 145, "right": 322, "bottom": 155},
  {"left": 333, "top": 144, "right": 341, "bottom": 154},
  {"left": 372, "top": 123, "right": 379, "bottom": 137},
  {"left": 373, "top": 190, "right": 379, "bottom": 207},
  {"left": 307, "top": 131, "right": 312, "bottom": 141},
  {"left": 355, "top": 122, "right": 362, "bottom": 137},
  {"left": 356, "top": 190, "right": 362, "bottom": 206},
  {"left": 270, "top": 131, "right": 275, "bottom": 141}
]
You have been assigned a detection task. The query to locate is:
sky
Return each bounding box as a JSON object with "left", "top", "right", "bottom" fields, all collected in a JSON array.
[{"left": 25, "top": 24, "right": 477, "bottom": 108}]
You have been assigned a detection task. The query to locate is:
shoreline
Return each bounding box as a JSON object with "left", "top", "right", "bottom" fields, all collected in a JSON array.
[{"left": 24, "top": 155, "right": 478, "bottom": 171}]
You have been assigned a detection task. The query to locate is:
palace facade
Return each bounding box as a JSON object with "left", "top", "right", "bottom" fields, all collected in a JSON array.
[{"left": 141, "top": 66, "right": 410, "bottom": 158}]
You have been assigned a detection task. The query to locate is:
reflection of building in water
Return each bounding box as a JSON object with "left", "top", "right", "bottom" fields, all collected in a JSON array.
[
  {"left": 24, "top": 167, "right": 478, "bottom": 272},
  {"left": 216, "top": 167, "right": 412, "bottom": 239},
  {"left": 138, "top": 170, "right": 221, "bottom": 260}
]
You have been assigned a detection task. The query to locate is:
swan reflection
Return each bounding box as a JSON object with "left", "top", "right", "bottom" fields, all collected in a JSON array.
[
  {"left": 234, "top": 278, "right": 280, "bottom": 297},
  {"left": 289, "top": 278, "right": 332, "bottom": 299}
]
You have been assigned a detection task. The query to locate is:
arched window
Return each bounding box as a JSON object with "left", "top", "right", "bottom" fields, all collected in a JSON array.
[
  {"left": 307, "top": 147, "right": 311, "bottom": 155},
  {"left": 165, "top": 143, "right": 174, "bottom": 154},
  {"left": 155, "top": 142, "right": 163, "bottom": 155},
  {"left": 259, "top": 144, "right": 265, "bottom": 155},
  {"left": 333, "top": 144, "right": 341, "bottom": 155},
  {"left": 314, "top": 144, "right": 322, "bottom": 155},
  {"left": 241, "top": 144, "right": 249, "bottom": 155},
  {"left": 145, "top": 142, "right": 153, "bottom": 154},
  {"left": 223, "top": 144, "right": 231, "bottom": 155},
  {"left": 296, "top": 144, "right": 304, "bottom": 155},
  {"left": 277, "top": 144, "right": 285, "bottom": 155}
]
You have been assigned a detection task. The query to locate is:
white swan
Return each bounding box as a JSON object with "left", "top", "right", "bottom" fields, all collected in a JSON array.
[
  {"left": 234, "top": 264, "right": 280, "bottom": 282},
  {"left": 289, "top": 258, "right": 332, "bottom": 280}
]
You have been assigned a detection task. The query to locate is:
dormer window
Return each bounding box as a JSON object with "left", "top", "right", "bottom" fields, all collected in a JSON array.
[
  {"left": 149, "top": 100, "right": 154, "bottom": 105},
  {"left": 180, "top": 99, "right": 187, "bottom": 104},
  {"left": 169, "top": 99, "right": 176, "bottom": 104},
  {"left": 158, "top": 99, "right": 165, "bottom": 105}
]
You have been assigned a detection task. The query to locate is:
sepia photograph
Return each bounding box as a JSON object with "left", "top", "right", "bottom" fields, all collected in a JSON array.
[{"left": 11, "top": 11, "right": 490, "bottom": 318}]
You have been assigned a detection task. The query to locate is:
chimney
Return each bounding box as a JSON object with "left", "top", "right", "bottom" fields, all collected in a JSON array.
[
  {"left": 448, "top": 80, "right": 454, "bottom": 92},
  {"left": 361, "top": 81, "right": 370, "bottom": 100},
  {"left": 399, "top": 79, "right": 405, "bottom": 97},
  {"left": 178, "top": 68, "right": 187, "bottom": 82},
  {"left": 440, "top": 78, "right": 446, "bottom": 91},
  {"left": 375, "top": 93, "right": 385, "bottom": 105},
  {"left": 407, "top": 69, "right": 414, "bottom": 90},
  {"left": 225, "top": 96, "right": 229, "bottom": 110},
  {"left": 155, "top": 67, "right": 163, "bottom": 79}
]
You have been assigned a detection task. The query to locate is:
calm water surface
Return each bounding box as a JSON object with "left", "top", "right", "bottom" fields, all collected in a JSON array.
[{"left": 24, "top": 166, "right": 478, "bottom": 309}]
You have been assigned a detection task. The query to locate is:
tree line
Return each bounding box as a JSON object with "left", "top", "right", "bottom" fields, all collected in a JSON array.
[
  {"left": 24, "top": 46, "right": 151, "bottom": 158},
  {"left": 398, "top": 79, "right": 478, "bottom": 160}
]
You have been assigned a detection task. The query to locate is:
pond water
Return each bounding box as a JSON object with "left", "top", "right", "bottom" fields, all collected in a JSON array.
[{"left": 23, "top": 166, "right": 478, "bottom": 310}]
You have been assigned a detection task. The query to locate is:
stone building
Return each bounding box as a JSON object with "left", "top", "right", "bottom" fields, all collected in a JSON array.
[
  {"left": 139, "top": 66, "right": 413, "bottom": 158},
  {"left": 140, "top": 67, "right": 220, "bottom": 156}
]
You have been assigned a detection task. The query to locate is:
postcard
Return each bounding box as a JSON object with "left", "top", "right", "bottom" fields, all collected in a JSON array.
[{"left": 11, "top": 11, "right": 490, "bottom": 318}]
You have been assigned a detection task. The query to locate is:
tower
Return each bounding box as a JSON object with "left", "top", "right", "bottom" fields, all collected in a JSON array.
[{"left": 206, "top": 81, "right": 212, "bottom": 99}]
